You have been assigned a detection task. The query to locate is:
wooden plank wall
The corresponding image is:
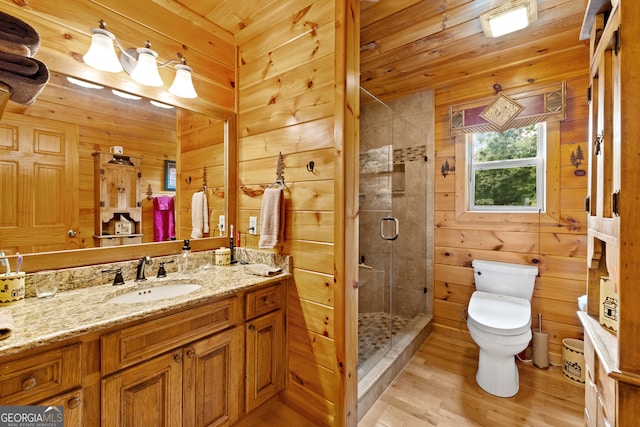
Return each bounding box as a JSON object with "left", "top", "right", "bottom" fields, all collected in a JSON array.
[
  {"left": 235, "top": 0, "right": 357, "bottom": 425},
  {"left": 433, "top": 55, "right": 591, "bottom": 358}
]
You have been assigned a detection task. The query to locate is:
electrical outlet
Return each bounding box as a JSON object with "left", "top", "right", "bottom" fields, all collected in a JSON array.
[
  {"left": 249, "top": 216, "right": 257, "bottom": 235},
  {"left": 219, "top": 215, "right": 225, "bottom": 234}
]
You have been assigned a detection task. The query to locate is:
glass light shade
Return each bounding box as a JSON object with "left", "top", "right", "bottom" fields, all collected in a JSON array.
[
  {"left": 83, "top": 29, "right": 123, "bottom": 72},
  {"left": 130, "top": 47, "right": 163, "bottom": 87},
  {"left": 488, "top": 7, "right": 529, "bottom": 37},
  {"left": 169, "top": 64, "right": 198, "bottom": 98}
]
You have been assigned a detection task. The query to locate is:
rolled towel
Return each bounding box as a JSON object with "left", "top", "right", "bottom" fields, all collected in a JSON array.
[
  {"left": 244, "top": 263, "right": 282, "bottom": 277},
  {"left": 0, "top": 51, "right": 49, "bottom": 105},
  {"left": 0, "top": 309, "right": 15, "bottom": 340},
  {"left": 0, "top": 10, "right": 40, "bottom": 56}
]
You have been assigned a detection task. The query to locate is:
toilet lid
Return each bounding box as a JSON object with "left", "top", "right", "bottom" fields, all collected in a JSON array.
[{"left": 468, "top": 291, "right": 531, "bottom": 336}]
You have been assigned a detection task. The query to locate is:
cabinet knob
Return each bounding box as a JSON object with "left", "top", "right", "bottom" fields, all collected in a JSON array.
[
  {"left": 248, "top": 324, "right": 255, "bottom": 331},
  {"left": 186, "top": 349, "right": 195, "bottom": 358},
  {"left": 67, "top": 229, "right": 78, "bottom": 237},
  {"left": 22, "top": 376, "right": 37, "bottom": 390},
  {"left": 67, "top": 396, "right": 81, "bottom": 409},
  {"left": 173, "top": 353, "right": 183, "bottom": 363}
]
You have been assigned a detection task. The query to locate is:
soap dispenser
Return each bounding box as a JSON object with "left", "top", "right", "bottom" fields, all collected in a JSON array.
[{"left": 179, "top": 239, "right": 192, "bottom": 273}]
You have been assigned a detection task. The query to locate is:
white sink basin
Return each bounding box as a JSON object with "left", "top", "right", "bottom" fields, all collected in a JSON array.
[{"left": 107, "top": 284, "right": 202, "bottom": 304}]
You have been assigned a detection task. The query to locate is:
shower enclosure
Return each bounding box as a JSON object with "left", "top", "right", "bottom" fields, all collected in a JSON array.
[{"left": 357, "top": 88, "right": 434, "bottom": 415}]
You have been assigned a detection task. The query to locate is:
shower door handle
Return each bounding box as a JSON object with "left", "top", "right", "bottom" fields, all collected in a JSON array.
[{"left": 380, "top": 216, "right": 399, "bottom": 241}]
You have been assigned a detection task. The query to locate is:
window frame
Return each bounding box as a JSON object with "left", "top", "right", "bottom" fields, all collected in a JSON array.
[
  {"left": 468, "top": 122, "right": 547, "bottom": 212},
  {"left": 454, "top": 120, "right": 560, "bottom": 225}
]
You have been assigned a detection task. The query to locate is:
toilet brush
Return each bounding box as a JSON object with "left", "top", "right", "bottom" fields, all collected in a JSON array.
[{"left": 532, "top": 313, "right": 549, "bottom": 369}]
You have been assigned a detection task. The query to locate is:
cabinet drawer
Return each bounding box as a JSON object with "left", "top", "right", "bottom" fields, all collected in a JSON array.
[
  {"left": 0, "top": 344, "right": 81, "bottom": 405},
  {"left": 101, "top": 297, "right": 240, "bottom": 374},
  {"left": 246, "top": 283, "right": 284, "bottom": 320}
]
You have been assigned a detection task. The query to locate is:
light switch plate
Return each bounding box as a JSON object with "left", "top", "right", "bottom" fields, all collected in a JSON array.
[{"left": 249, "top": 216, "right": 257, "bottom": 235}]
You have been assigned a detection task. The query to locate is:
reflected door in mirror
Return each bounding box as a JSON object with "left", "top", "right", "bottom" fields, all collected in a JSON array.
[{"left": 0, "top": 113, "right": 80, "bottom": 254}]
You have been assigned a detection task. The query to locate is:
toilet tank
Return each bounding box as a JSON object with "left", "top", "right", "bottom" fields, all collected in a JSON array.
[{"left": 472, "top": 259, "right": 538, "bottom": 300}]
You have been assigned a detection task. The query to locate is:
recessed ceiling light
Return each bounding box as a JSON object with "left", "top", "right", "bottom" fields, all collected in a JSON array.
[
  {"left": 480, "top": 0, "right": 537, "bottom": 38},
  {"left": 111, "top": 89, "right": 142, "bottom": 100},
  {"left": 66, "top": 76, "right": 104, "bottom": 89}
]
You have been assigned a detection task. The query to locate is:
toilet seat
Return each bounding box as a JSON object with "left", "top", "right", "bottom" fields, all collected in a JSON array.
[{"left": 468, "top": 291, "right": 531, "bottom": 336}]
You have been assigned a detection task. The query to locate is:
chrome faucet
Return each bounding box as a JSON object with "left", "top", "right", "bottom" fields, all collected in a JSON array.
[{"left": 135, "top": 256, "right": 152, "bottom": 282}]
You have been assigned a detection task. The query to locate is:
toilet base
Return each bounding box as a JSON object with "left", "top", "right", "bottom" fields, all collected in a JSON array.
[{"left": 475, "top": 348, "right": 519, "bottom": 397}]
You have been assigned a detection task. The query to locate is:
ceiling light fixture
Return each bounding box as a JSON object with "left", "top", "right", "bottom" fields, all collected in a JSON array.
[
  {"left": 82, "top": 20, "right": 198, "bottom": 98},
  {"left": 480, "top": 0, "right": 537, "bottom": 38}
]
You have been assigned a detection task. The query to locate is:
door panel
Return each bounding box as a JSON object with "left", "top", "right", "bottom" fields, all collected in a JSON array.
[{"left": 0, "top": 113, "right": 79, "bottom": 253}]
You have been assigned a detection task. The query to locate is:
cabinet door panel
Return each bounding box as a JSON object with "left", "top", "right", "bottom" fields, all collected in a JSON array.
[
  {"left": 102, "top": 350, "right": 182, "bottom": 427},
  {"left": 39, "top": 389, "right": 83, "bottom": 427},
  {"left": 246, "top": 310, "right": 284, "bottom": 412},
  {"left": 183, "top": 328, "right": 241, "bottom": 427}
]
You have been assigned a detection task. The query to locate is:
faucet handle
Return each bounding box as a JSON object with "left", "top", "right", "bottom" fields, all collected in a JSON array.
[
  {"left": 102, "top": 268, "right": 125, "bottom": 286},
  {"left": 157, "top": 260, "right": 174, "bottom": 278}
]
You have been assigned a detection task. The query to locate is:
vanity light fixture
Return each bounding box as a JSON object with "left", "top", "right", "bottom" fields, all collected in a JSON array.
[
  {"left": 480, "top": 0, "right": 537, "bottom": 38},
  {"left": 83, "top": 20, "right": 198, "bottom": 98}
]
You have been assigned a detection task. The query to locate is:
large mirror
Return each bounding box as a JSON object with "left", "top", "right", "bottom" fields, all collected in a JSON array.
[{"left": 0, "top": 71, "right": 232, "bottom": 261}]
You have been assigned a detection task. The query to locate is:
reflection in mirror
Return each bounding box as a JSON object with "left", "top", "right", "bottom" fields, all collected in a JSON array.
[{"left": 0, "top": 72, "right": 227, "bottom": 255}]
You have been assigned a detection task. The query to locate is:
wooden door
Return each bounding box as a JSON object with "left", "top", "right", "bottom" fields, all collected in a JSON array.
[
  {"left": 183, "top": 328, "right": 241, "bottom": 427},
  {"left": 245, "top": 310, "right": 285, "bottom": 412},
  {"left": 0, "top": 112, "right": 79, "bottom": 253},
  {"left": 102, "top": 350, "right": 183, "bottom": 427}
]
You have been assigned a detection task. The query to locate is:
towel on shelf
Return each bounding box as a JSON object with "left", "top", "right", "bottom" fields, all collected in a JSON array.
[
  {"left": 258, "top": 187, "right": 285, "bottom": 248},
  {"left": 153, "top": 196, "right": 176, "bottom": 242},
  {"left": 244, "top": 263, "right": 282, "bottom": 277},
  {"left": 190, "top": 191, "right": 209, "bottom": 239},
  {"left": 0, "top": 51, "right": 49, "bottom": 105},
  {"left": 0, "top": 10, "right": 40, "bottom": 56},
  {"left": 0, "top": 309, "right": 15, "bottom": 340}
]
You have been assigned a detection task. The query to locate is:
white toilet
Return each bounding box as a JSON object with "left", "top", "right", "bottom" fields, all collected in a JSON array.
[{"left": 467, "top": 259, "right": 538, "bottom": 397}]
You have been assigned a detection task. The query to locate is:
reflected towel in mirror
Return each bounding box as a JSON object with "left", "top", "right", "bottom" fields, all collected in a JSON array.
[{"left": 191, "top": 191, "right": 209, "bottom": 239}]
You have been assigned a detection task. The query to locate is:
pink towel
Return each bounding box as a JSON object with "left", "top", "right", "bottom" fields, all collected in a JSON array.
[
  {"left": 153, "top": 196, "right": 175, "bottom": 241},
  {"left": 258, "top": 187, "right": 285, "bottom": 248}
]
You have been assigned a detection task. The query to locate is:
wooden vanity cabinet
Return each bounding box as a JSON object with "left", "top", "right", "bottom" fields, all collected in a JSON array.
[
  {"left": 101, "top": 297, "right": 242, "bottom": 427},
  {"left": 93, "top": 152, "right": 143, "bottom": 247},
  {"left": 0, "top": 343, "right": 83, "bottom": 427},
  {"left": 245, "top": 283, "right": 286, "bottom": 412}
]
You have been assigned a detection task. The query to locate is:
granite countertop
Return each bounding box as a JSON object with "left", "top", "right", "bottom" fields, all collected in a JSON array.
[{"left": 0, "top": 264, "right": 290, "bottom": 357}]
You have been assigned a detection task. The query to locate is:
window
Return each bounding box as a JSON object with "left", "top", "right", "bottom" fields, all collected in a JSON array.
[{"left": 468, "top": 123, "right": 545, "bottom": 211}]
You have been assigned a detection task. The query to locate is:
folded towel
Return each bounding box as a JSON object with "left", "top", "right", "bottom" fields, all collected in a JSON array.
[
  {"left": 258, "top": 187, "right": 285, "bottom": 248},
  {"left": 190, "top": 191, "right": 209, "bottom": 239},
  {"left": 0, "top": 51, "right": 49, "bottom": 105},
  {"left": 0, "top": 309, "right": 15, "bottom": 340},
  {"left": 0, "top": 11, "right": 40, "bottom": 57},
  {"left": 244, "top": 263, "right": 282, "bottom": 277}
]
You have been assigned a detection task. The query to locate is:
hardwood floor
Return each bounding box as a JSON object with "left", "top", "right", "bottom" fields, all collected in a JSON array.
[
  {"left": 359, "top": 326, "right": 585, "bottom": 427},
  {"left": 236, "top": 326, "right": 585, "bottom": 426}
]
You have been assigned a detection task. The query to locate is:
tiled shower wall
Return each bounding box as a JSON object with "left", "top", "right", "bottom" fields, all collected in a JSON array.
[{"left": 359, "top": 90, "right": 434, "bottom": 319}]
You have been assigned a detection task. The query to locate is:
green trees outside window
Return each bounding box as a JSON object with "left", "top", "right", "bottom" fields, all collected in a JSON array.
[{"left": 470, "top": 124, "right": 544, "bottom": 210}]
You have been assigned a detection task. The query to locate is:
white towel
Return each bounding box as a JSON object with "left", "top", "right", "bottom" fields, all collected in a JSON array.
[
  {"left": 258, "top": 187, "right": 285, "bottom": 248},
  {"left": 0, "top": 309, "right": 14, "bottom": 340},
  {"left": 190, "top": 191, "right": 209, "bottom": 239},
  {"left": 244, "top": 263, "right": 282, "bottom": 277}
]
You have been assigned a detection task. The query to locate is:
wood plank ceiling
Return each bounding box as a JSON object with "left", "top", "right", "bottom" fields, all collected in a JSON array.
[{"left": 167, "top": 0, "right": 588, "bottom": 103}]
